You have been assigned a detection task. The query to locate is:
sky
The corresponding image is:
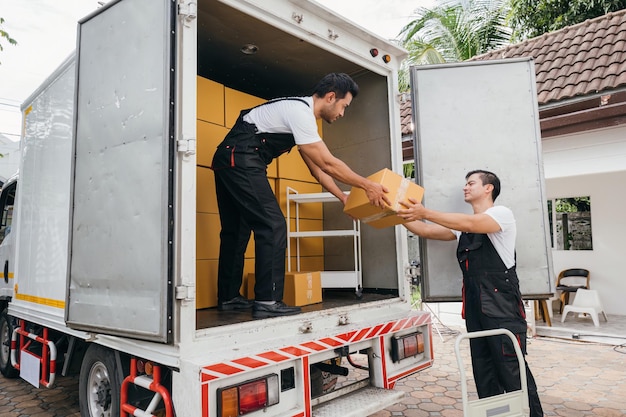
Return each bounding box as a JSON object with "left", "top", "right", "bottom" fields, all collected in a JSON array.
[{"left": 0, "top": 0, "right": 432, "bottom": 141}]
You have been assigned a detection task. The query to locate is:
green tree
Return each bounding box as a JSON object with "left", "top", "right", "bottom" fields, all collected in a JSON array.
[
  {"left": 509, "top": 0, "right": 626, "bottom": 40},
  {"left": 397, "top": 0, "right": 511, "bottom": 91},
  {"left": 0, "top": 17, "right": 18, "bottom": 64}
]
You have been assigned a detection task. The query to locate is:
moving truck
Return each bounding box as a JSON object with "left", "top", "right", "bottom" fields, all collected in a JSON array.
[{"left": 0, "top": 1, "right": 435, "bottom": 416}]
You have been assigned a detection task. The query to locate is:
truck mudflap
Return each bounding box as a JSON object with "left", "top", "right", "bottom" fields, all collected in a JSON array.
[{"left": 200, "top": 313, "right": 433, "bottom": 417}]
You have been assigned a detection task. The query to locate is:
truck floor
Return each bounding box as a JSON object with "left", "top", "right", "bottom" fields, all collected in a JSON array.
[{"left": 196, "top": 290, "right": 397, "bottom": 330}]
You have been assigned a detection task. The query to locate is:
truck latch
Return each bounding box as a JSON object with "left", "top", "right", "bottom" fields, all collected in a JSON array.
[
  {"left": 177, "top": 137, "right": 196, "bottom": 155},
  {"left": 177, "top": 1, "right": 197, "bottom": 21},
  {"left": 175, "top": 284, "right": 196, "bottom": 301}
]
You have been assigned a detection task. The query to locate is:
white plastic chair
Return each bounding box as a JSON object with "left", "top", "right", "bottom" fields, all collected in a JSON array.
[{"left": 561, "top": 289, "right": 608, "bottom": 327}]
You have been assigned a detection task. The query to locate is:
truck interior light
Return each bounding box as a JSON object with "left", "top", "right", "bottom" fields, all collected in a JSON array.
[
  {"left": 369, "top": 48, "right": 379, "bottom": 57},
  {"left": 241, "top": 43, "right": 259, "bottom": 55},
  {"left": 391, "top": 331, "right": 424, "bottom": 362},
  {"left": 218, "top": 374, "right": 279, "bottom": 417},
  {"left": 382, "top": 54, "right": 391, "bottom": 63}
]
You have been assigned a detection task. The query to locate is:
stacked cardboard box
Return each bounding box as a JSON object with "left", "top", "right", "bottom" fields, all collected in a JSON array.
[{"left": 247, "top": 272, "right": 322, "bottom": 306}]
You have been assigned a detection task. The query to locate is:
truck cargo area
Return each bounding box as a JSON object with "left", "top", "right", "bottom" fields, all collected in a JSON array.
[{"left": 194, "top": 0, "right": 405, "bottom": 329}]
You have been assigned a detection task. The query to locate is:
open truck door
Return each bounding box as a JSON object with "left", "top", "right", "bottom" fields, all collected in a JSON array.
[
  {"left": 410, "top": 59, "right": 554, "bottom": 301},
  {"left": 66, "top": 0, "right": 177, "bottom": 342}
]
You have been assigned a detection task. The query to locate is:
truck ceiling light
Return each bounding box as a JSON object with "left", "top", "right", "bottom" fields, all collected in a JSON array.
[
  {"left": 241, "top": 44, "right": 259, "bottom": 55},
  {"left": 370, "top": 48, "right": 379, "bottom": 57},
  {"left": 391, "top": 331, "right": 424, "bottom": 363},
  {"left": 382, "top": 54, "right": 391, "bottom": 63},
  {"left": 218, "top": 374, "right": 279, "bottom": 417}
]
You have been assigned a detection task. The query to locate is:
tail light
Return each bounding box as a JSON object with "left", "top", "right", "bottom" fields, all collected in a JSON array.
[
  {"left": 391, "top": 331, "right": 424, "bottom": 362},
  {"left": 218, "top": 374, "right": 279, "bottom": 417}
]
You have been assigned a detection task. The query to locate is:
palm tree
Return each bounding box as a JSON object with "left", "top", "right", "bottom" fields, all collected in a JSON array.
[
  {"left": 397, "top": 0, "right": 511, "bottom": 90},
  {"left": 0, "top": 17, "right": 18, "bottom": 65}
]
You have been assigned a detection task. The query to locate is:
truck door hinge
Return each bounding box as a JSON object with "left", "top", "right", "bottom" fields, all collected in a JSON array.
[
  {"left": 175, "top": 284, "right": 196, "bottom": 301},
  {"left": 178, "top": 1, "right": 197, "bottom": 21},
  {"left": 177, "top": 137, "right": 196, "bottom": 155}
]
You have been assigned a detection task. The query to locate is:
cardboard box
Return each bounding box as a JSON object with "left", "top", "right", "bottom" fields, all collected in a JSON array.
[
  {"left": 197, "top": 76, "right": 225, "bottom": 126},
  {"left": 247, "top": 271, "right": 322, "bottom": 306},
  {"left": 343, "top": 168, "right": 424, "bottom": 229},
  {"left": 196, "top": 259, "right": 218, "bottom": 309}
]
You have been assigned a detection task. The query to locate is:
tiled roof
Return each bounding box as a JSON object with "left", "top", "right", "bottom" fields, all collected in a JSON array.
[
  {"left": 471, "top": 9, "right": 626, "bottom": 105},
  {"left": 399, "top": 93, "right": 413, "bottom": 136}
]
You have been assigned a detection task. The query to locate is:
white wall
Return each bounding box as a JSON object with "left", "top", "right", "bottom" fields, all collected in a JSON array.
[
  {"left": 543, "top": 124, "right": 626, "bottom": 315},
  {"left": 546, "top": 170, "right": 626, "bottom": 315}
]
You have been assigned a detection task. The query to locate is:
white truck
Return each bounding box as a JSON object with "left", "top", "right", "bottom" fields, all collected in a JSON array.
[{"left": 0, "top": 1, "right": 435, "bottom": 417}]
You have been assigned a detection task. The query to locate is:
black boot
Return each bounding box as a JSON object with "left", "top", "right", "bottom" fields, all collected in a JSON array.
[{"left": 252, "top": 301, "right": 301, "bottom": 318}]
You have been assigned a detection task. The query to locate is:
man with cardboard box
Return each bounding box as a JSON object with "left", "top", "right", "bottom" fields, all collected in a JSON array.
[
  {"left": 210, "top": 73, "right": 390, "bottom": 318},
  {"left": 397, "top": 170, "right": 544, "bottom": 417}
]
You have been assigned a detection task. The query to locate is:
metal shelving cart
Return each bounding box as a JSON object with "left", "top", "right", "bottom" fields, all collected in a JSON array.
[{"left": 286, "top": 187, "right": 362, "bottom": 297}]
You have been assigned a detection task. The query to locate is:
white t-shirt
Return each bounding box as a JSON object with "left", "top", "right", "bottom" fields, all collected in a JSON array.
[
  {"left": 242, "top": 96, "right": 322, "bottom": 146},
  {"left": 453, "top": 206, "right": 517, "bottom": 269}
]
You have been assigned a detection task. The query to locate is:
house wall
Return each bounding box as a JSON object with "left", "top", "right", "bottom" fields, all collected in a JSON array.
[
  {"left": 543, "top": 124, "right": 626, "bottom": 315},
  {"left": 546, "top": 171, "right": 626, "bottom": 315}
]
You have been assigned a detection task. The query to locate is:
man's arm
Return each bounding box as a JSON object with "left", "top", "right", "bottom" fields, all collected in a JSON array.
[
  {"left": 299, "top": 148, "right": 348, "bottom": 204},
  {"left": 397, "top": 198, "right": 501, "bottom": 234},
  {"left": 298, "top": 141, "right": 390, "bottom": 208},
  {"left": 403, "top": 220, "right": 456, "bottom": 241}
]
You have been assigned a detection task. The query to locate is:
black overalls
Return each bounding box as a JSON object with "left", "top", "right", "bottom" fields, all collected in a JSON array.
[
  {"left": 458, "top": 232, "right": 544, "bottom": 417},
  {"left": 210, "top": 99, "right": 309, "bottom": 303}
]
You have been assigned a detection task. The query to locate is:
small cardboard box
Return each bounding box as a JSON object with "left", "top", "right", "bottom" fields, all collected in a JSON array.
[
  {"left": 247, "top": 271, "right": 322, "bottom": 306},
  {"left": 344, "top": 168, "right": 424, "bottom": 229}
]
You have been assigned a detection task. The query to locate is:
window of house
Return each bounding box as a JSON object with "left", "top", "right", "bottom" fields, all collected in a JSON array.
[
  {"left": 403, "top": 161, "right": 415, "bottom": 179},
  {"left": 547, "top": 197, "right": 592, "bottom": 250}
]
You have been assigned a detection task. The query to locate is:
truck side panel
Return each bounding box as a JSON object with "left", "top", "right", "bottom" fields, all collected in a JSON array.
[{"left": 10, "top": 57, "right": 75, "bottom": 321}]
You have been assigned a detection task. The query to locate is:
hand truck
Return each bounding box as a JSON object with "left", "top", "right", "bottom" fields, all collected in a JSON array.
[{"left": 455, "top": 329, "right": 530, "bottom": 417}]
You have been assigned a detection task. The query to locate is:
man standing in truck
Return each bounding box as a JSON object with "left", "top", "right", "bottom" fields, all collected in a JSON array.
[
  {"left": 210, "top": 73, "right": 389, "bottom": 318},
  {"left": 397, "top": 170, "right": 544, "bottom": 417}
]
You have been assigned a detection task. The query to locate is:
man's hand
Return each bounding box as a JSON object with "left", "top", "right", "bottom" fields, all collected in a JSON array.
[
  {"left": 364, "top": 180, "right": 390, "bottom": 208},
  {"left": 397, "top": 197, "right": 426, "bottom": 221}
]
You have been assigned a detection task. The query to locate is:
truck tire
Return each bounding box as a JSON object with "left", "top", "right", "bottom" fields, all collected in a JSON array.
[
  {"left": 0, "top": 308, "right": 18, "bottom": 378},
  {"left": 79, "top": 344, "right": 121, "bottom": 417}
]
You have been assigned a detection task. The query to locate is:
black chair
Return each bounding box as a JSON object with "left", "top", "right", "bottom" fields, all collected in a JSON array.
[{"left": 556, "top": 268, "right": 590, "bottom": 313}]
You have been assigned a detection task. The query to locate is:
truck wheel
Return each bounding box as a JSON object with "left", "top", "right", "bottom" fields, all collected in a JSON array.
[
  {"left": 79, "top": 344, "right": 121, "bottom": 417},
  {"left": 0, "top": 308, "right": 18, "bottom": 378}
]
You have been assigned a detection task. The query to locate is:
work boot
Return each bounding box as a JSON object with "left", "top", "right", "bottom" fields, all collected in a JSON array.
[
  {"left": 218, "top": 296, "right": 254, "bottom": 311},
  {"left": 252, "top": 301, "right": 301, "bottom": 318}
]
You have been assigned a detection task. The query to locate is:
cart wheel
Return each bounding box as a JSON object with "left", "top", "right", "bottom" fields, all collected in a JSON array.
[
  {"left": 0, "top": 308, "right": 18, "bottom": 378},
  {"left": 355, "top": 288, "right": 363, "bottom": 300},
  {"left": 79, "top": 344, "right": 121, "bottom": 417}
]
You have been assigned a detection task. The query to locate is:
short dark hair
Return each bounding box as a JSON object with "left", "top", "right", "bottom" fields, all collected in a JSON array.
[
  {"left": 466, "top": 170, "right": 501, "bottom": 201},
  {"left": 312, "top": 73, "right": 359, "bottom": 100}
]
